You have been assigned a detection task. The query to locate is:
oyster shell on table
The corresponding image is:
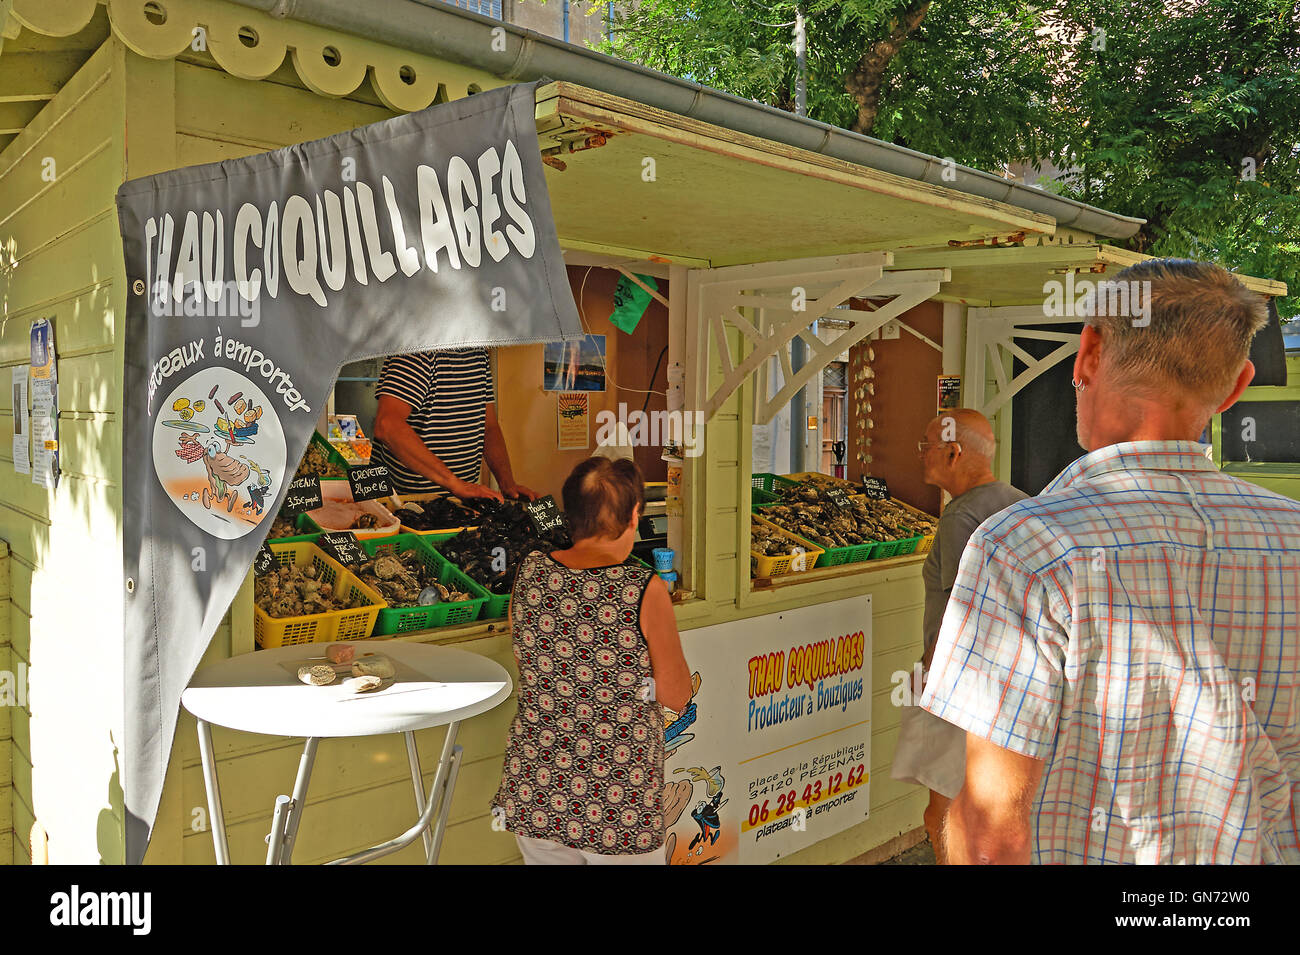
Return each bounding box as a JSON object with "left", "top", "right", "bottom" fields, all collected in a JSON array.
[{"left": 343, "top": 675, "right": 384, "bottom": 693}]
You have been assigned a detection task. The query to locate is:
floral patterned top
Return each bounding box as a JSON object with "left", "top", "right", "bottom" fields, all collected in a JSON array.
[{"left": 491, "top": 550, "right": 665, "bottom": 854}]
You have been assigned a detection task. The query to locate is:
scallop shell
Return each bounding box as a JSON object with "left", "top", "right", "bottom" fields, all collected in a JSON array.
[
  {"left": 298, "top": 665, "right": 337, "bottom": 686},
  {"left": 342, "top": 675, "right": 384, "bottom": 694}
]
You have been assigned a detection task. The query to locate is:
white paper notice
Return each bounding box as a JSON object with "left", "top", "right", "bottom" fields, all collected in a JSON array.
[
  {"left": 11, "top": 366, "right": 29, "bottom": 474},
  {"left": 752, "top": 424, "right": 773, "bottom": 474},
  {"left": 30, "top": 376, "right": 57, "bottom": 488}
]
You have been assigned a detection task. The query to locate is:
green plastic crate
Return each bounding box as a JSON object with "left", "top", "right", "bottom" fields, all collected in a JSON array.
[
  {"left": 754, "top": 505, "right": 877, "bottom": 569},
  {"left": 267, "top": 512, "right": 320, "bottom": 545},
  {"left": 309, "top": 429, "right": 351, "bottom": 473},
  {"left": 360, "top": 534, "right": 489, "bottom": 634},
  {"left": 870, "top": 539, "right": 904, "bottom": 559},
  {"left": 813, "top": 539, "right": 879, "bottom": 568},
  {"left": 891, "top": 535, "right": 923, "bottom": 557},
  {"left": 424, "top": 531, "right": 512, "bottom": 619},
  {"left": 751, "top": 473, "right": 800, "bottom": 497}
]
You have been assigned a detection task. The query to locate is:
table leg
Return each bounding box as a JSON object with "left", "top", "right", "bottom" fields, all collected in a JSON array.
[
  {"left": 278, "top": 737, "right": 320, "bottom": 864},
  {"left": 195, "top": 719, "right": 231, "bottom": 865},
  {"left": 326, "top": 721, "right": 462, "bottom": 865},
  {"left": 404, "top": 732, "right": 433, "bottom": 859},
  {"left": 426, "top": 739, "right": 463, "bottom": 865},
  {"left": 265, "top": 795, "right": 292, "bottom": 865}
]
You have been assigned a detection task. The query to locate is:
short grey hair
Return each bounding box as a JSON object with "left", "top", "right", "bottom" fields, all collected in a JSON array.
[
  {"left": 1089, "top": 259, "right": 1267, "bottom": 406},
  {"left": 954, "top": 421, "right": 996, "bottom": 461}
]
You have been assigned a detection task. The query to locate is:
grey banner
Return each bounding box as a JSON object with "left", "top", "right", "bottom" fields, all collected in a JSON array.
[{"left": 117, "top": 82, "right": 581, "bottom": 862}]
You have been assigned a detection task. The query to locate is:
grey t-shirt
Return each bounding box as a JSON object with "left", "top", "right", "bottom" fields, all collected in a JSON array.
[{"left": 921, "top": 480, "right": 1029, "bottom": 661}]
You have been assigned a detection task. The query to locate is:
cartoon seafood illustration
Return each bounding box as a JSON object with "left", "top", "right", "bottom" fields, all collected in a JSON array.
[
  {"left": 244, "top": 460, "right": 273, "bottom": 516},
  {"left": 154, "top": 369, "right": 287, "bottom": 540},
  {"left": 176, "top": 432, "right": 248, "bottom": 513},
  {"left": 171, "top": 386, "right": 272, "bottom": 513}
]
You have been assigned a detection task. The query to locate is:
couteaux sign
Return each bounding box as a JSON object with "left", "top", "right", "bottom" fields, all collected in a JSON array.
[{"left": 117, "top": 83, "right": 583, "bottom": 863}]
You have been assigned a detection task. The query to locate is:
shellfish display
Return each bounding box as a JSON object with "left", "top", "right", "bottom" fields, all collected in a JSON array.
[
  {"left": 254, "top": 561, "right": 370, "bottom": 618},
  {"left": 383, "top": 497, "right": 479, "bottom": 531},
  {"left": 268, "top": 514, "right": 299, "bottom": 539},
  {"left": 293, "top": 441, "right": 347, "bottom": 480},
  {"left": 756, "top": 495, "right": 935, "bottom": 551},
  {"left": 436, "top": 499, "right": 571, "bottom": 596},
  {"left": 353, "top": 544, "right": 473, "bottom": 608},
  {"left": 750, "top": 514, "right": 810, "bottom": 557},
  {"left": 306, "top": 500, "right": 400, "bottom": 534}
]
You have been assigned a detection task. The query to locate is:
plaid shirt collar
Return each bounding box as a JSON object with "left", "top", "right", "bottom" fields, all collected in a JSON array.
[{"left": 1043, "top": 440, "right": 1218, "bottom": 494}]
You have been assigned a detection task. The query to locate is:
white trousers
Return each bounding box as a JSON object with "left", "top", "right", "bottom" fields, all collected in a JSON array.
[{"left": 516, "top": 835, "right": 667, "bottom": 865}]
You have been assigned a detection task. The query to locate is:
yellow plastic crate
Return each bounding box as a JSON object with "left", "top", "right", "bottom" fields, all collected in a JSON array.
[
  {"left": 750, "top": 514, "right": 825, "bottom": 579},
  {"left": 254, "top": 541, "right": 386, "bottom": 648}
]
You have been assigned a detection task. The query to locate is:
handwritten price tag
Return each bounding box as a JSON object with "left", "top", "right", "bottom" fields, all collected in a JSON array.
[
  {"left": 348, "top": 463, "right": 392, "bottom": 501},
  {"left": 823, "top": 486, "right": 853, "bottom": 510},
  {"left": 253, "top": 542, "right": 276, "bottom": 576},
  {"left": 318, "top": 531, "right": 365, "bottom": 567},
  {"left": 281, "top": 475, "right": 322, "bottom": 515},
  {"left": 525, "top": 495, "right": 567, "bottom": 537},
  {"left": 860, "top": 476, "right": 889, "bottom": 500}
]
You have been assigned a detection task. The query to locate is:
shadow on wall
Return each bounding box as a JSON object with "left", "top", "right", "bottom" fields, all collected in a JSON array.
[
  {"left": 97, "top": 733, "right": 125, "bottom": 864},
  {"left": 1, "top": 240, "right": 124, "bottom": 864}
]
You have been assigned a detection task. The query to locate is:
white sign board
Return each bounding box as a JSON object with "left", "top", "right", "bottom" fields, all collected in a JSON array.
[{"left": 664, "top": 595, "right": 872, "bottom": 864}]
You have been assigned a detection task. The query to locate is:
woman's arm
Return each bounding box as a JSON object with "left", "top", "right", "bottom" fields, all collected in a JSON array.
[{"left": 640, "top": 575, "right": 691, "bottom": 712}]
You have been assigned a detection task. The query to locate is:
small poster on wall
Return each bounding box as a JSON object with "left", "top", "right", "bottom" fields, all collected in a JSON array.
[
  {"left": 11, "top": 366, "right": 29, "bottom": 474},
  {"left": 556, "top": 392, "right": 589, "bottom": 450},
  {"left": 29, "top": 318, "right": 58, "bottom": 489},
  {"left": 543, "top": 334, "right": 606, "bottom": 392},
  {"left": 937, "top": 374, "right": 961, "bottom": 412}
]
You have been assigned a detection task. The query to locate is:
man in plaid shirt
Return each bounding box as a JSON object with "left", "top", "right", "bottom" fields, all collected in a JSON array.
[{"left": 921, "top": 259, "right": 1300, "bottom": 864}]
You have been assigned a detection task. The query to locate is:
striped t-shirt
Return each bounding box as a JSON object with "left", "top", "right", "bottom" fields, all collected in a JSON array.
[{"left": 373, "top": 349, "right": 493, "bottom": 495}]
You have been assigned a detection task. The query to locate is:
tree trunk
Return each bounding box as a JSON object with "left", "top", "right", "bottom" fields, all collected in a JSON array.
[{"left": 845, "top": 0, "right": 932, "bottom": 134}]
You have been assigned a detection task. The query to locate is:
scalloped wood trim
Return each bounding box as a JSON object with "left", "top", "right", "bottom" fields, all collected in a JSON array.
[{"left": 7, "top": 0, "right": 501, "bottom": 110}]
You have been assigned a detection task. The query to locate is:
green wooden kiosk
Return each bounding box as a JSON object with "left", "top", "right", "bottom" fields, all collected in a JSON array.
[{"left": 0, "top": 0, "right": 1286, "bottom": 864}]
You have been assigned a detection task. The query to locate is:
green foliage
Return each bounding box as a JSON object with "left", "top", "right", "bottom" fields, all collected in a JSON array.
[{"left": 603, "top": 0, "right": 1300, "bottom": 312}]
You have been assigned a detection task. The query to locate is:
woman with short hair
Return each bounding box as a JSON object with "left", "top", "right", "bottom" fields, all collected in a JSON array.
[{"left": 491, "top": 456, "right": 691, "bottom": 864}]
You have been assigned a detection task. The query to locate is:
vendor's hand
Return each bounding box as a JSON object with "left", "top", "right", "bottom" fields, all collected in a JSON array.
[
  {"left": 453, "top": 480, "right": 504, "bottom": 503},
  {"left": 502, "top": 482, "right": 540, "bottom": 501}
]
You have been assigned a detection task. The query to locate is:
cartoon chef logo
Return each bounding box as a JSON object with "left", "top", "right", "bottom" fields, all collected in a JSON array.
[{"left": 151, "top": 368, "right": 287, "bottom": 540}]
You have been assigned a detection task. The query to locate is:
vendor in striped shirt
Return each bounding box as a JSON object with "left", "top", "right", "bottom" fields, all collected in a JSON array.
[{"left": 371, "top": 349, "right": 537, "bottom": 502}]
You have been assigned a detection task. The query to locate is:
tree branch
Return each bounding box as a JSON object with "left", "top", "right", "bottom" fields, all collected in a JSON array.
[{"left": 844, "top": 0, "right": 932, "bottom": 134}]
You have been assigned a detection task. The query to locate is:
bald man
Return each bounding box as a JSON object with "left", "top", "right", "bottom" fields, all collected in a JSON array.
[{"left": 890, "top": 408, "right": 1026, "bottom": 863}]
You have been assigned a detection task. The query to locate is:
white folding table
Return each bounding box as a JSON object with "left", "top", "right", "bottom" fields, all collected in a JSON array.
[{"left": 181, "top": 641, "right": 512, "bottom": 865}]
